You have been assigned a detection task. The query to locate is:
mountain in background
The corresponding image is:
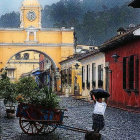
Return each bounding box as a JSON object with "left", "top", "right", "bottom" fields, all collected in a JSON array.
[
  {"left": 0, "top": 0, "right": 139, "bottom": 46},
  {"left": 83, "top": 0, "right": 131, "bottom": 11}
]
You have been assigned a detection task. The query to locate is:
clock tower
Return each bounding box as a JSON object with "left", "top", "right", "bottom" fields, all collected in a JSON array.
[{"left": 20, "top": 0, "right": 42, "bottom": 28}]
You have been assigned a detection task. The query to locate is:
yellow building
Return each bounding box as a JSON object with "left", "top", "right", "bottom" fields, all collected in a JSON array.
[
  {"left": 0, "top": 0, "right": 74, "bottom": 90},
  {"left": 60, "top": 45, "right": 104, "bottom": 98},
  {"left": 6, "top": 51, "right": 40, "bottom": 81},
  {"left": 60, "top": 54, "right": 82, "bottom": 96}
]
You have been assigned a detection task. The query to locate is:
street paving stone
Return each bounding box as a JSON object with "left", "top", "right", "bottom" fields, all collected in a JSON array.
[{"left": 0, "top": 97, "right": 140, "bottom": 140}]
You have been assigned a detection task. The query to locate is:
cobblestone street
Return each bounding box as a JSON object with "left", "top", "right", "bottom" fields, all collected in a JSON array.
[{"left": 0, "top": 96, "right": 140, "bottom": 140}]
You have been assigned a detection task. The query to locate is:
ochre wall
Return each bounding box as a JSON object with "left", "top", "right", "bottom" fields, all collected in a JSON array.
[
  {"left": 0, "top": 31, "right": 26, "bottom": 43},
  {"left": 7, "top": 51, "right": 39, "bottom": 81},
  {"left": 0, "top": 30, "right": 74, "bottom": 44},
  {"left": 62, "top": 32, "right": 74, "bottom": 44},
  {"left": 0, "top": 46, "right": 61, "bottom": 69},
  {"left": 38, "top": 31, "right": 62, "bottom": 43}
]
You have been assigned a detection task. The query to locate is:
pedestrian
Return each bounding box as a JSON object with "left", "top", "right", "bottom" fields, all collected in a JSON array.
[
  {"left": 91, "top": 80, "right": 107, "bottom": 133},
  {"left": 92, "top": 96, "right": 107, "bottom": 133}
]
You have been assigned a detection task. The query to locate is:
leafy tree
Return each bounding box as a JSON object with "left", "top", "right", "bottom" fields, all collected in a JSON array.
[
  {"left": 16, "top": 76, "right": 38, "bottom": 102},
  {"left": 0, "top": 71, "right": 17, "bottom": 106}
]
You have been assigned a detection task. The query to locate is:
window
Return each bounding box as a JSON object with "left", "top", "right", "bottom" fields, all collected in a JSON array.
[
  {"left": 123, "top": 55, "right": 139, "bottom": 91},
  {"left": 86, "top": 65, "right": 90, "bottom": 89},
  {"left": 29, "top": 32, "right": 34, "bottom": 41},
  {"left": 82, "top": 66, "right": 85, "bottom": 89},
  {"left": 98, "top": 64, "right": 103, "bottom": 88},
  {"left": 92, "top": 63, "right": 96, "bottom": 88},
  {"left": 88, "top": 65, "right": 90, "bottom": 83},
  {"left": 123, "top": 57, "right": 127, "bottom": 89},
  {"left": 98, "top": 64, "right": 103, "bottom": 81},
  {"left": 7, "top": 70, "right": 14, "bottom": 79},
  {"left": 61, "top": 70, "right": 65, "bottom": 85},
  {"left": 15, "top": 53, "right": 21, "bottom": 60},
  {"left": 68, "top": 67, "right": 72, "bottom": 85},
  {"left": 129, "top": 55, "right": 134, "bottom": 89},
  {"left": 24, "top": 53, "right": 29, "bottom": 60}
]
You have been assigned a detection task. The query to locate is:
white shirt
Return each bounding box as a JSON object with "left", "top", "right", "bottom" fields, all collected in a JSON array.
[{"left": 93, "top": 101, "right": 107, "bottom": 116}]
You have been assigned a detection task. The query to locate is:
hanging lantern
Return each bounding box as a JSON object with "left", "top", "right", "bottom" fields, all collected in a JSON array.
[{"left": 111, "top": 53, "right": 120, "bottom": 62}]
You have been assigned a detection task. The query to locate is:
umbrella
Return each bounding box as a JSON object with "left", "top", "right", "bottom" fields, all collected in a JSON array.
[{"left": 90, "top": 89, "right": 110, "bottom": 99}]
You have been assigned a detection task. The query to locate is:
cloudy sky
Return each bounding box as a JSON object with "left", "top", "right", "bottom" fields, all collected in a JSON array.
[{"left": 0, "top": 0, "right": 59, "bottom": 15}]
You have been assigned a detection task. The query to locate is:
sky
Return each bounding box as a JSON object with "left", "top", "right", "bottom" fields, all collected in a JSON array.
[{"left": 0, "top": 0, "right": 59, "bottom": 15}]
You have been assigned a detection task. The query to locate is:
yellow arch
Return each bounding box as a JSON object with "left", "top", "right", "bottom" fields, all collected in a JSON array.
[
  {"left": 6, "top": 49, "right": 58, "bottom": 70},
  {"left": 0, "top": 46, "right": 73, "bottom": 71}
]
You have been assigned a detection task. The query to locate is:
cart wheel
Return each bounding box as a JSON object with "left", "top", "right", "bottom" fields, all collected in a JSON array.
[
  {"left": 19, "top": 117, "right": 44, "bottom": 135},
  {"left": 41, "top": 125, "right": 57, "bottom": 134}
]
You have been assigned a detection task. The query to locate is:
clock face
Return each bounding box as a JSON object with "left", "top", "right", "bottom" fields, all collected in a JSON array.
[{"left": 27, "top": 11, "right": 36, "bottom": 21}]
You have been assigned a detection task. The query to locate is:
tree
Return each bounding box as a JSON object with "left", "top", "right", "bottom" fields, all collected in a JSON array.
[
  {"left": 0, "top": 71, "right": 17, "bottom": 106},
  {"left": 0, "top": 12, "right": 20, "bottom": 28},
  {"left": 16, "top": 76, "right": 39, "bottom": 102}
]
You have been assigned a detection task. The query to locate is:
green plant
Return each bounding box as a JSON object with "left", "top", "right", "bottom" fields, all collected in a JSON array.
[
  {"left": 16, "top": 77, "right": 60, "bottom": 109},
  {"left": 0, "top": 71, "right": 17, "bottom": 107},
  {"left": 16, "top": 76, "right": 39, "bottom": 102},
  {"left": 29, "top": 86, "right": 60, "bottom": 109}
]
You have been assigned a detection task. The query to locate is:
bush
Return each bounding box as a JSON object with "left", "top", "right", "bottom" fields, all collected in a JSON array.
[
  {"left": 29, "top": 86, "right": 60, "bottom": 109},
  {"left": 16, "top": 77, "right": 60, "bottom": 109},
  {"left": 0, "top": 71, "right": 17, "bottom": 106},
  {"left": 16, "top": 76, "right": 39, "bottom": 102}
]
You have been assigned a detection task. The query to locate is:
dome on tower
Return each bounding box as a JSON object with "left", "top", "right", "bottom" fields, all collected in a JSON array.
[{"left": 22, "top": 0, "right": 40, "bottom": 7}]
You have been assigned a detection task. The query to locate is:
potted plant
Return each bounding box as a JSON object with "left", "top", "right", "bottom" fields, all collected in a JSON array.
[
  {"left": 16, "top": 76, "right": 39, "bottom": 103},
  {"left": 16, "top": 76, "right": 61, "bottom": 122},
  {"left": 29, "top": 86, "right": 60, "bottom": 109},
  {"left": 0, "top": 72, "right": 17, "bottom": 118},
  {"left": 16, "top": 76, "right": 60, "bottom": 109}
]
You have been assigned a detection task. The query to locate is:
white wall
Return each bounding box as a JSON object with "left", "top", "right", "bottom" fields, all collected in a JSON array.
[{"left": 80, "top": 52, "right": 105, "bottom": 97}]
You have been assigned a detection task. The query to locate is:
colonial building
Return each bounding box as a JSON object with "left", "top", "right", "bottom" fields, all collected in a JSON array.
[
  {"left": 59, "top": 45, "right": 98, "bottom": 96},
  {"left": 0, "top": 0, "right": 74, "bottom": 90},
  {"left": 60, "top": 54, "right": 82, "bottom": 96},
  {"left": 6, "top": 51, "right": 39, "bottom": 81},
  {"left": 100, "top": 25, "right": 140, "bottom": 112},
  {"left": 78, "top": 49, "right": 106, "bottom": 97},
  {"left": 35, "top": 54, "right": 53, "bottom": 89}
]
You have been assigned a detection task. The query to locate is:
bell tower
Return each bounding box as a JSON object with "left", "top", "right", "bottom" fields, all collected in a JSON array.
[{"left": 20, "top": 0, "right": 42, "bottom": 28}]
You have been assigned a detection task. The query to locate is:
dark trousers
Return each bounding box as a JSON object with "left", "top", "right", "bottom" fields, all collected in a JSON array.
[{"left": 92, "top": 114, "right": 105, "bottom": 132}]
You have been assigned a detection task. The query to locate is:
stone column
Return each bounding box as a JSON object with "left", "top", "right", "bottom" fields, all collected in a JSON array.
[
  {"left": 34, "top": 31, "right": 37, "bottom": 41},
  {"left": 26, "top": 31, "right": 29, "bottom": 41}
]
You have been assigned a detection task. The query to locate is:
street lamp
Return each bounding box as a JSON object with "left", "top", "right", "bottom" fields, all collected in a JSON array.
[
  {"left": 74, "top": 63, "right": 80, "bottom": 69},
  {"left": 111, "top": 53, "right": 120, "bottom": 62}
]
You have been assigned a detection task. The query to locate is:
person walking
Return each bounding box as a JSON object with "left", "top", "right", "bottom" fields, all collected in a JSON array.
[
  {"left": 85, "top": 80, "right": 109, "bottom": 140},
  {"left": 92, "top": 80, "right": 108, "bottom": 133},
  {"left": 92, "top": 96, "right": 107, "bottom": 133}
]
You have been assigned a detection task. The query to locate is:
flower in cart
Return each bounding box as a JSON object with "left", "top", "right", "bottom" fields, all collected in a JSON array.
[{"left": 16, "top": 94, "right": 24, "bottom": 102}]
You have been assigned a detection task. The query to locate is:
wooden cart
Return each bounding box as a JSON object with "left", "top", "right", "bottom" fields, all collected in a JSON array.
[
  {"left": 16, "top": 103, "right": 88, "bottom": 135},
  {"left": 16, "top": 103, "right": 66, "bottom": 135}
]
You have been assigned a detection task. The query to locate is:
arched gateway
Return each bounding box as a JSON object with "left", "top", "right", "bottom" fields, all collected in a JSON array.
[{"left": 0, "top": 0, "right": 74, "bottom": 91}]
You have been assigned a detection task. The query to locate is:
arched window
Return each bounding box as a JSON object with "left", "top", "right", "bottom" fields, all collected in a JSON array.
[
  {"left": 24, "top": 53, "right": 29, "bottom": 60},
  {"left": 15, "top": 53, "right": 21, "bottom": 60}
]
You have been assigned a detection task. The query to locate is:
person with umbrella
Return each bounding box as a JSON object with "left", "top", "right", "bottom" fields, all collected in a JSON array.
[{"left": 90, "top": 80, "right": 110, "bottom": 133}]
